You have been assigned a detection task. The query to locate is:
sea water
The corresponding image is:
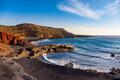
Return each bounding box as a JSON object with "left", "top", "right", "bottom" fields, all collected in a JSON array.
[{"left": 34, "top": 37, "right": 120, "bottom": 72}]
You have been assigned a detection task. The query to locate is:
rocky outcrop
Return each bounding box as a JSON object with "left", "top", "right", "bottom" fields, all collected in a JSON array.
[
  {"left": 0, "top": 31, "right": 29, "bottom": 47},
  {"left": 0, "top": 43, "right": 13, "bottom": 56},
  {"left": 15, "top": 44, "right": 73, "bottom": 59},
  {"left": 64, "top": 62, "right": 74, "bottom": 68},
  {"left": 109, "top": 68, "right": 120, "bottom": 80},
  {"left": 0, "top": 23, "right": 75, "bottom": 39},
  {"left": 0, "top": 32, "right": 13, "bottom": 44},
  {"left": 0, "top": 31, "right": 27, "bottom": 56}
]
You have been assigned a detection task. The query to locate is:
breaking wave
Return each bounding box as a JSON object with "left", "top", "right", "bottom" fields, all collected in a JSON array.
[{"left": 38, "top": 37, "right": 120, "bottom": 72}]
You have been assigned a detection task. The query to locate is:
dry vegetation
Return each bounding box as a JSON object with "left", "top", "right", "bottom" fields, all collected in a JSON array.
[{"left": 0, "top": 23, "right": 74, "bottom": 39}]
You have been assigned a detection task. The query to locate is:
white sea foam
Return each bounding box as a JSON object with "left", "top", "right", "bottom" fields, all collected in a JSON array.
[
  {"left": 37, "top": 39, "right": 51, "bottom": 43},
  {"left": 38, "top": 37, "right": 120, "bottom": 73},
  {"left": 40, "top": 54, "right": 113, "bottom": 73},
  {"left": 74, "top": 47, "right": 79, "bottom": 51},
  {"left": 41, "top": 54, "right": 70, "bottom": 65},
  {"left": 30, "top": 39, "right": 51, "bottom": 45}
]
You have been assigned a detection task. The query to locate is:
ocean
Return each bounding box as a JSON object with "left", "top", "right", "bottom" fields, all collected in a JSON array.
[{"left": 33, "top": 37, "right": 120, "bottom": 72}]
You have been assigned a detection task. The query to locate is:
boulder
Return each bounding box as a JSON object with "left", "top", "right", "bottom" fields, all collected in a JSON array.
[
  {"left": 111, "top": 54, "right": 115, "bottom": 58},
  {"left": 110, "top": 68, "right": 120, "bottom": 80},
  {"left": 64, "top": 62, "right": 74, "bottom": 68}
]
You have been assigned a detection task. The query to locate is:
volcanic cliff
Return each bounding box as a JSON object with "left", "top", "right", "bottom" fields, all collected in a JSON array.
[
  {"left": 0, "top": 23, "right": 75, "bottom": 54},
  {"left": 0, "top": 23, "right": 75, "bottom": 39}
]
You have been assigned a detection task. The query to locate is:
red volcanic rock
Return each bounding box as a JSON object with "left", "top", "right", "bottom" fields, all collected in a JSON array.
[
  {"left": 1, "top": 32, "right": 7, "bottom": 43},
  {"left": 0, "top": 32, "right": 13, "bottom": 44},
  {"left": 0, "top": 32, "right": 24, "bottom": 45}
]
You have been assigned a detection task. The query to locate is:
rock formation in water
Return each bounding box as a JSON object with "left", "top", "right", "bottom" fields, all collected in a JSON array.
[{"left": 15, "top": 44, "right": 73, "bottom": 59}]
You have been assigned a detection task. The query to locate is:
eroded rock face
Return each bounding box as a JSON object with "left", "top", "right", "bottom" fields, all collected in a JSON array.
[
  {"left": 0, "top": 32, "right": 27, "bottom": 46},
  {"left": 0, "top": 32, "right": 16, "bottom": 45},
  {"left": 0, "top": 32, "right": 27, "bottom": 56},
  {"left": 15, "top": 44, "right": 73, "bottom": 59}
]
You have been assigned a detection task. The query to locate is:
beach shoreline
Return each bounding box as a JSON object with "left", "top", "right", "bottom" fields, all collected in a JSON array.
[
  {"left": 0, "top": 36, "right": 120, "bottom": 80},
  {"left": 13, "top": 57, "right": 113, "bottom": 80},
  {"left": 0, "top": 44, "right": 118, "bottom": 80}
]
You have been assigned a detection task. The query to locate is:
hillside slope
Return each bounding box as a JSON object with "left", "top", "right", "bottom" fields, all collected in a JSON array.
[{"left": 0, "top": 23, "right": 74, "bottom": 39}]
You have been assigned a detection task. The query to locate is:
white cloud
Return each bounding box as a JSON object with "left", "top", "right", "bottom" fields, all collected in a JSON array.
[
  {"left": 58, "top": 0, "right": 101, "bottom": 20},
  {"left": 58, "top": 0, "right": 120, "bottom": 20},
  {"left": 105, "top": 0, "right": 120, "bottom": 13}
]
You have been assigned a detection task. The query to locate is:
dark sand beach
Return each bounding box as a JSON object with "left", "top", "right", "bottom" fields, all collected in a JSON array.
[{"left": 14, "top": 58, "right": 113, "bottom": 80}]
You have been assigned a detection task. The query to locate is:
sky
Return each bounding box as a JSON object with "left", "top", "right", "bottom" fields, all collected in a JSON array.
[{"left": 0, "top": 0, "right": 120, "bottom": 35}]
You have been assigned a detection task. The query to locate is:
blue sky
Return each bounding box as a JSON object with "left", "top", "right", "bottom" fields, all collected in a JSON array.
[{"left": 0, "top": 0, "right": 120, "bottom": 35}]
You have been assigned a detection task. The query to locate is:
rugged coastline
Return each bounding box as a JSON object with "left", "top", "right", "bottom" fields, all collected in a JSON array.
[
  {"left": 0, "top": 39, "right": 119, "bottom": 80},
  {"left": 0, "top": 23, "right": 120, "bottom": 80}
]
